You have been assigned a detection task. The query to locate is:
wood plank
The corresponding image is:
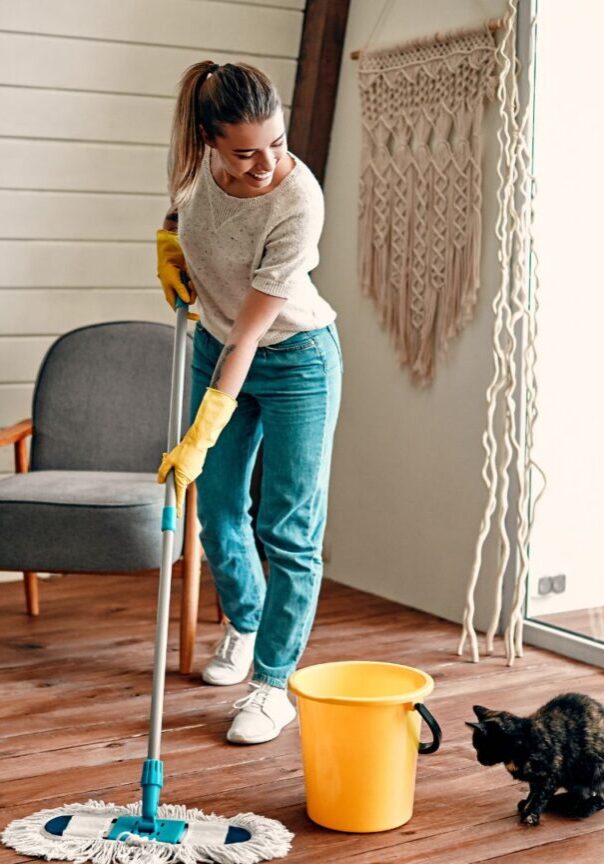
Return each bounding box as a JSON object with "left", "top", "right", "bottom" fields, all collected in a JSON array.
[
  {"left": 0, "top": 34, "right": 297, "bottom": 103},
  {"left": 0, "top": 385, "right": 33, "bottom": 428},
  {"left": 0, "top": 0, "right": 303, "bottom": 58},
  {"left": 0, "top": 244, "right": 161, "bottom": 289},
  {"left": 0, "top": 758, "right": 304, "bottom": 826},
  {"left": 0, "top": 87, "right": 290, "bottom": 147},
  {"left": 1, "top": 453, "right": 24, "bottom": 475},
  {"left": 0, "top": 287, "right": 172, "bottom": 332},
  {"left": 290, "top": 811, "right": 604, "bottom": 864},
  {"left": 0, "top": 336, "right": 55, "bottom": 382},
  {"left": 0, "top": 140, "right": 168, "bottom": 193},
  {"left": 1, "top": 459, "right": 23, "bottom": 476},
  {"left": 217, "top": 0, "right": 304, "bottom": 9},
  {"left": 0, "top": 191, "right": 167, "bottom": 240},
  {"left": 487, "top": 831, "right": 604, "bottom": 863},
  {"left": 0, "top": 87, "right": 173, "bottom": 145},
  {"left": 0, "top": 778, "right": 512, "bottom": 864},
  {"left": 538, "top": 607, "right": 604, "bottom": 642}
]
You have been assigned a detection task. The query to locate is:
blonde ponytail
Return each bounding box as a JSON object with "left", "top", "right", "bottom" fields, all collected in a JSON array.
[{"left": 168, "top": 61, "right": 217, "bottom": 209}]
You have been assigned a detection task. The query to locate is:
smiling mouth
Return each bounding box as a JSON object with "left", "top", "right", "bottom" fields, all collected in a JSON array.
[{"left": 248, "top": 171, "right": 272, "bottom": 181}]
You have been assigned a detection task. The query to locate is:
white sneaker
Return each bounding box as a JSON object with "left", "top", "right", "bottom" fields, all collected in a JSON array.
[
  {"left": 201, "top": 623, "right": 256, "bottom": 686},
  {"left": 226, "top": 682, "right": 297, "bottom": 744}
]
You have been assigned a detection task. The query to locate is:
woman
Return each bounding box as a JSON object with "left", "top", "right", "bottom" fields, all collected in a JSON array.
[{"left": 157, "top": 62, "right": 342, "bottom": 745}]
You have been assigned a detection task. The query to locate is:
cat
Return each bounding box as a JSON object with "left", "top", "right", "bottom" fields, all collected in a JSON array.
[{"left": 466, "top": 692, "right": 604, "bottom": 825}]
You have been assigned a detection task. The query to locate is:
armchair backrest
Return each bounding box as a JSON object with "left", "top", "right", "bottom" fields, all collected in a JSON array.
[{"left": 30, "top": 321, "right": 193, "bottom": 473}]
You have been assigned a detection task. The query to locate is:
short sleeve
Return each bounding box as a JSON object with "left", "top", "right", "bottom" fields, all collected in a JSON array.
[{"left": 251, "top": 195, "right": 324, "bottom": 299}]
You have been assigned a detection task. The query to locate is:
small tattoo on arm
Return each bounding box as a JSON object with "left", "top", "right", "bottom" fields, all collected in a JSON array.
[{"left": 210, "top": 343, "right": 236, "bottom": 388}]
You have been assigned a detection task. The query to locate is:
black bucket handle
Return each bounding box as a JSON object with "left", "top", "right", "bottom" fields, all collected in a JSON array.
[{"left": 414, "top": 702, "right": 442, "bottom": 755}]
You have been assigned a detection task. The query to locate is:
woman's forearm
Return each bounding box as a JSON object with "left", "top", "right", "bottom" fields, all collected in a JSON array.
[
  {"left": 210, "top": 337, "right": 258, "bottom": 399},
  {"left": 209, "top": 289, "right": 287, "bottom": 399}
]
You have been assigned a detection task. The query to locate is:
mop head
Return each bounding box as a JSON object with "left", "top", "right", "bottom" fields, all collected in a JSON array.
[{"left": 2, "top": 799, "right": 294, "bottom": 864}]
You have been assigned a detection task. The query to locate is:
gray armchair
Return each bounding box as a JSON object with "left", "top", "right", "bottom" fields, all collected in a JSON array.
[{"left": 0, "top": 320, "right": 213, "bottom": 674}]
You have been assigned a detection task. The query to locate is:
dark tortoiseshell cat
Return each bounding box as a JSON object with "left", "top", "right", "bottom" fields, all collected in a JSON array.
[{"left": 466, "top": 693, "right": 604, "bottom": 825}]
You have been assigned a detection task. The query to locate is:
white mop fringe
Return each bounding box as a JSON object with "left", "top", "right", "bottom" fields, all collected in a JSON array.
[{"left": 2, "top": 800, "right": 294, "bottom": 864}]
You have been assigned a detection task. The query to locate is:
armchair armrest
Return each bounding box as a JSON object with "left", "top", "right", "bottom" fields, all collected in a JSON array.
[
  {"left": 0, "top": 418, "right": 33, "bottom": 447},
  {"left": 0, "top": 418, "right": 33, "bottom": 474}
]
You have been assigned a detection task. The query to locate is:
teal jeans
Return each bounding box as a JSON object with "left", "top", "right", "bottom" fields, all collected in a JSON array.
[{"left": 191, "top": 321, "right": 342, "bottom": 688}]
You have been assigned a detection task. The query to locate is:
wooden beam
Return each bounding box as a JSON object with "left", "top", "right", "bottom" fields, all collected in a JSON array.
[{"left": 288, "top": 0, "right": 351, "bottom": 186}]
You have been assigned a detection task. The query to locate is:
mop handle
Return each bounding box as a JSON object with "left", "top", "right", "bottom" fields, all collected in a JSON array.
[{"left": 147, "top": 294, "right": 189, "bottom": 763}]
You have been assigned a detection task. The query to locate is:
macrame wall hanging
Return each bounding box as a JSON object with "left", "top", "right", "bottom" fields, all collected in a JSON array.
[
  {"left": 356, "top": 21, "right": 500, "bottom": 385},
  {"left": 355, "top": 0, "right": 545, "bottom": 665}
]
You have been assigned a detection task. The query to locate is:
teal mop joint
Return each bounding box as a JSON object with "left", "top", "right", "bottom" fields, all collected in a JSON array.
[
  {"left": 161, "top": 505, "right": 177, "bottom": 532},
  {"left": 141, "top": 758, "right": 164, "bottom": 826},
  {"left": 2, "top": 300, "right": 293, "bottom": 863},
  {"left": 101, "top": 759, "right": 189, "bottom": 843}
]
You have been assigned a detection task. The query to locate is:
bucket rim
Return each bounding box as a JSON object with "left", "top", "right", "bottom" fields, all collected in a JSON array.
[{"left": 288, "top": 660, "right": 434, "bottom": 706}]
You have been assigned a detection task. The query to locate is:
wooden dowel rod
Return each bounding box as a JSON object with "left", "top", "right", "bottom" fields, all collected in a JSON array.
[{"left": 350, "top": 17, "right": 505, "bottom": 60}]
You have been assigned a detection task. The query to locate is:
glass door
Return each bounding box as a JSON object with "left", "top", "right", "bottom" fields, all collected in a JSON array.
[{"left": 523, "top": 0, "right": 604, "bottom": 665}]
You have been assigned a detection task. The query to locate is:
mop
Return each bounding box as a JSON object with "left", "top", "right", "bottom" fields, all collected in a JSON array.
[{"left": 2, "top": 296, "right": 294, "bottom": 864}]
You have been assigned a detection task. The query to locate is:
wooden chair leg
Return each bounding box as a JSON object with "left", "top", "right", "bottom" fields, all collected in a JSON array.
[
  {"left": 15, "top": 435, "right": 38, "bottom": 617},
  {"left": 180, "top": 483, "right": 201, "bottom": 675},
  {"left": 23, "top": 571, "right": 39, "bottom": 616}
]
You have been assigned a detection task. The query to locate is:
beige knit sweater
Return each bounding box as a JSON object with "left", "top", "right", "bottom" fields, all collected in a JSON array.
[{"left": 178, "top": 148, "right": 336, "bottom": 347}]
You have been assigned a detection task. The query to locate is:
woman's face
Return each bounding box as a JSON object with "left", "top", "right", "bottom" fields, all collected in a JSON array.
[{"left": 205, "top": 109, "right": 288, "bottom": 191}]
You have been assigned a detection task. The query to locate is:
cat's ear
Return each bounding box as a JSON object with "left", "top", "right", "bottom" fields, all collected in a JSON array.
[{"left": 473, "top": 705, "right": 491, "bottom": 720}]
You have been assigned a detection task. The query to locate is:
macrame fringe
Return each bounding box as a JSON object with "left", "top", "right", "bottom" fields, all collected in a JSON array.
[{"left": 2, "top": 800, "right": 294, "bottom": 864}]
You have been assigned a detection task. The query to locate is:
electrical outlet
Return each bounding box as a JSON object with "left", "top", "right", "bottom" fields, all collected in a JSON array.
[{"left": 538, "top": 574, "right": 566, "bottom": 596}]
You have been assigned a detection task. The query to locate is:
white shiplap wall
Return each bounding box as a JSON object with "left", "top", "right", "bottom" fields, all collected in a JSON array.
[{"left": 0, "top": 0, "right": 304, "bottom": 474}]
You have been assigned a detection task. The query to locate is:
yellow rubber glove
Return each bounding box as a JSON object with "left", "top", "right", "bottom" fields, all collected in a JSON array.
[
  {"left": 156, "top": 229, "right": 200, "bottom": 322},
  {"left": 157, "top": 387, "right": 238, "bottom": 517}
]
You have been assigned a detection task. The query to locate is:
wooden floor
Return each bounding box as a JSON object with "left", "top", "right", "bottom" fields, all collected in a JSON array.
[
  {"left": 538, "top": 607, "right": 604, "bottom": 643},
  {"left": 1, "top": 570, "right": 604, "bottom": 864}
]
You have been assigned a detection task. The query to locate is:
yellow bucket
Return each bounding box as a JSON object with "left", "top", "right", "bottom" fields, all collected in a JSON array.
[{"left": 288, "top": 661, "right": 441, "bottom": 833}]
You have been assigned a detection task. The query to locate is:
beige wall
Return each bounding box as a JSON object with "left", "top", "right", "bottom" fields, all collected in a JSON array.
[
  {"left": 0, "top": 0, "right": 302, "bottom": 476},
  {"left": 317, "top": 0, "right": 508, "bottom": 630}
]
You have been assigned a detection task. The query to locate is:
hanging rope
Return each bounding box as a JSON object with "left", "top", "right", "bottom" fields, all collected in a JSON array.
[{"left": 458, "top": 0, "right": 546, "bottom": 665}]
